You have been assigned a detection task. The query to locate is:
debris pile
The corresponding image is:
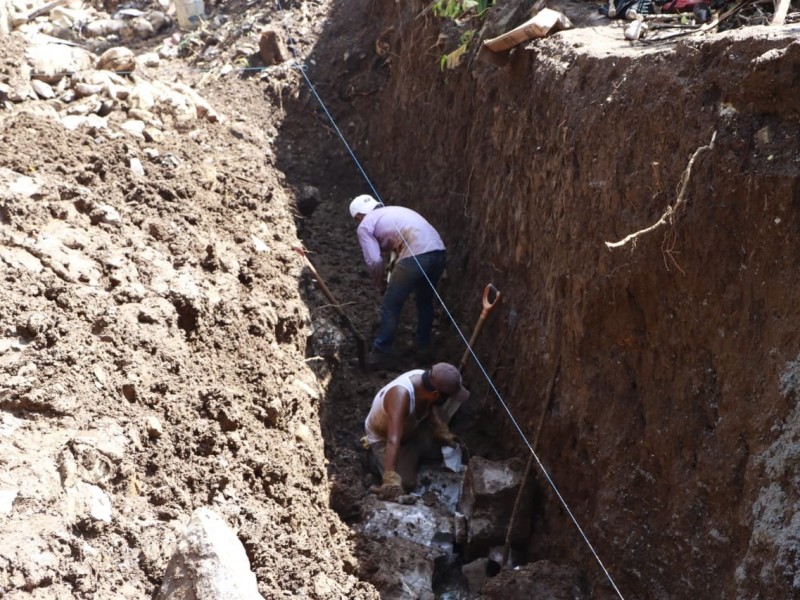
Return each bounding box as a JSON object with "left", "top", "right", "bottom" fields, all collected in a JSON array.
[{"left": 599, "top": 0, "right": 800, "bottom": 43}]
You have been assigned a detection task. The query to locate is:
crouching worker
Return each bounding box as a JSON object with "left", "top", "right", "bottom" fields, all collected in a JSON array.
[{"left": 363, "top": 362, "right": 470, "bottom": 501}]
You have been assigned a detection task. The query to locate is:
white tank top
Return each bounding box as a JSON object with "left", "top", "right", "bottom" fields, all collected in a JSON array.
[{"left": 364, "top": 369, "right": 424, "bottom": 444}]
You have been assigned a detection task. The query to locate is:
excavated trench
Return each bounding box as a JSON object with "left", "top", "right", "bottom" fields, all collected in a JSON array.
[
  {"left": 2, "top": 0, "right": 799, "bottom": 596},
  {"left": 276, "top": 0, "right": 800, "bottom": 598}
]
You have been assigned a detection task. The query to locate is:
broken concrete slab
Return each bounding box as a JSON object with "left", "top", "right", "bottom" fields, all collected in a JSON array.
[{"left": 416, "top": 464, "right": 464, "bottom": 513}]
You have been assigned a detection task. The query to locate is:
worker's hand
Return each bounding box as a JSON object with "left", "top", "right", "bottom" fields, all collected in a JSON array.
[
  {"left": 369, "top": 470, "right": 405, "bottom": 501},
  {"left": 433, "top": 423, "right": 458, "bottom": 448}
]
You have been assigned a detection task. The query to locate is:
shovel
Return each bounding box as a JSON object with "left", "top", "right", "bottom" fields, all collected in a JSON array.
[
  {"left": 441, "top": 283, "right": 502, "bottom": 424},
  {"left": 458, "top": 283, "right": 502, "bottom": 373},
  {"left": 292, "top": 246, "right": 367, "bottom": 371}
]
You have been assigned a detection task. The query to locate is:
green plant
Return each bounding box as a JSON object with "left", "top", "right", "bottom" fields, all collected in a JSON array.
[
  {"left": 439, "top": 29, "right": 475, "bottom": 71},
  {"left": 432, "top": 0, "right": 494, "bottom": 20}
]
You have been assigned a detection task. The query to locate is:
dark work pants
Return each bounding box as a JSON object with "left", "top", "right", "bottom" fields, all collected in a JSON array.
[{"left": 373, "top": 250, "right": 446, "bottom": 355}]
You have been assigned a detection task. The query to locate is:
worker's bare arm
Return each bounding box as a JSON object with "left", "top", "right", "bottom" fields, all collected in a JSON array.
[{"left": 382, "top": 386, "right": 409, "bottom": 474}]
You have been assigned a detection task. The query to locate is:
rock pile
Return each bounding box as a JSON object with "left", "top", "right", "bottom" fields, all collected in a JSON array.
[{"left": 0, "top": 0, "right": 221, "bottom": 141}]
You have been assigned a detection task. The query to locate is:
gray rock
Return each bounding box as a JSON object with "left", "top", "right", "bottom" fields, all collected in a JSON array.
[
  {"left": 30, "top": 78, "right": 54, "bottom": 99},
  {"left": 294, "top": 184, "right": 320, "bottom": 217},
  {"left": 66, "top": 481, "right": 113, "bottom": 524},
  {"left": 457, "top": 456, "right": 533, "bottom": 560},
  {"left": 26, "top": 43, "right": 93, "bottom": 84},
  {"left": 73, "top": 82, "right": 104, "bottom": 97},
  {"left": 91, "top": 203, "right": 122, "bottom": 226},
  {"left": 0, "top": 0, "right": 10, "bottom": 35},
  {"left": 60, "top": 114, "right": 107, "bottom": 131},
  {"left": 0, "top": 489, "right": 18, "bottom": 515},
  {"left": 143, "top": 126, "right": 164, "bottom": 143},
  {"left": 0, "top": 167, "right": 41, "bottom": 198},
  {"left": 137, "top": 51, "right": 160, "bottom": 68},
  {"left": 129, "top": 157, "right": 145, "bottom": 177},
  {"left": 8, "top": 82, "right": 34, "bottom": 102},
  {"left": 82, "top": 18, "right": 124, "bottom": 38},
  {"left": 146, "top": 415, "right": 163, "bottom": 439},
  {"left": 121, "top": 16, "right": 154, "bottom": 40},
  {"left": 462, "top": 557, "right": 492, "bottom": 595},
  {"left": 156, "top": 508, "right": 265, "bottom": 600},
  {"left": 96, "top": 46, "right": 136, "bottom": 73},
  {"left": 146, "top": 10, "right": 170, "bottom": 33},
  {"left": 121, "top": 119, "right": 145, "bottom": 135}
]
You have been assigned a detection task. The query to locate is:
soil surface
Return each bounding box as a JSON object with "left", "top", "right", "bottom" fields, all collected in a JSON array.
[{"left": 2, "top": 0, "right": 800, "bottom": 598}]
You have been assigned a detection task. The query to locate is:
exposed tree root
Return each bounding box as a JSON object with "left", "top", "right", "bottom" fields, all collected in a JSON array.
[{"left": 605, "top": 130, "right": 717, "bottom": 251}]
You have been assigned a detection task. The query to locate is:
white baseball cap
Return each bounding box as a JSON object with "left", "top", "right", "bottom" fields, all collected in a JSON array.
[{"left": 349, "top": 194, "right": 380, "bottom": 218}]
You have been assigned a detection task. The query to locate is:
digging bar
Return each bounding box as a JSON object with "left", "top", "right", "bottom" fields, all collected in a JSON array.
[
  {"left": 292, "top": 246, "right": 367, "bottom": 371},
  {"left": 501, "top": 357, "right": 561, "bottom": 566},
  {"left": 442, "top": 283, "right": 502, "bottom": 424}
]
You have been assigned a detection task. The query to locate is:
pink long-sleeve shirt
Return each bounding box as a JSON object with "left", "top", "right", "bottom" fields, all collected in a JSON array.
[{"left": 356, "top": 206, "right": 445, "bottom": 286}]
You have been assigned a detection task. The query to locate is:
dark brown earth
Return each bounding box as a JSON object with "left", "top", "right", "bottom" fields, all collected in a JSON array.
[{"left": 2, "top": 0, "right": 800, "bottom": 598}]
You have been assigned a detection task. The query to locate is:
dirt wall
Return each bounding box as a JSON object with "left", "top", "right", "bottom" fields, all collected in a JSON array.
[{"left": 305, "top": 2, "right": 800, "bottom": 597}]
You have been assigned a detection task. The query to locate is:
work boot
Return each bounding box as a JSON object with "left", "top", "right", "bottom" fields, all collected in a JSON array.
[{"left": 367, "top": 348, "right": 396, "bottom": 371}]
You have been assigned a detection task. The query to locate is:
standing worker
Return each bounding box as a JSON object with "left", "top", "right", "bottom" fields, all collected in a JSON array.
[
  {"left": 349, "top": 194, "right": 446, "bottom": 370},
  {"left": 364, "top": 362, "right": 469, "bottom": 500}
]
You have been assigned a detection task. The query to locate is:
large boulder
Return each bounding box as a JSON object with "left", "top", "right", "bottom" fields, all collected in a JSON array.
[
  {"left": 26, "top": 43, "right": 93, "bottom": 84},
  {"left": 457, "top": 456, "right": 534, "bottom": 560},
  {"left": 356, "top": 493, "right": 457, "bottom": 599},
  {"left": 156, "top": 508, "right": 264, "bottom": 600}
]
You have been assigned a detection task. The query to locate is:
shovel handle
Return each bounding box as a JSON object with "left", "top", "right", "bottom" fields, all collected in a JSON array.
[
  {"left": 292, "top": 246, "right": 344, "bottom": 317},
  {"left": 481, "top": 283, "right": 501, "bottom": 316},
  {"left": 293, "top": 245, "right": 367, "bottom": 370},
  {"left": 459, "top": 283, "right": 502, "bottom": 373}
]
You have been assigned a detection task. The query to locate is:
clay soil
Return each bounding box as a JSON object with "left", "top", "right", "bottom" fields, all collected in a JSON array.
[{"left": 3, "top": 0, "right": 800, "bottom": 598}]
